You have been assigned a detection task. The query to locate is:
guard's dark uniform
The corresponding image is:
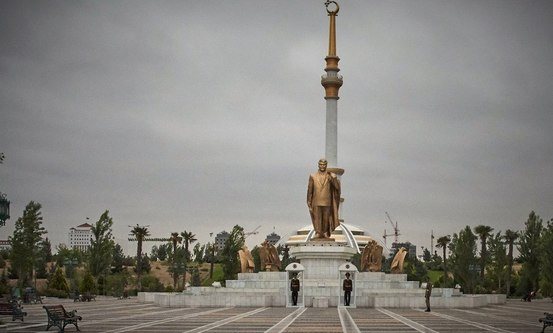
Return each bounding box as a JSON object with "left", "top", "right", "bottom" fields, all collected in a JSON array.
[
  {"left": 343, "top": 274, "right": 352, "bottom": 306},
  {"left": 290, "top": 276, "right": 300, "bottom": 306},
  {"left": 425, "top": 282, "right": 433, "bottom": 312}
]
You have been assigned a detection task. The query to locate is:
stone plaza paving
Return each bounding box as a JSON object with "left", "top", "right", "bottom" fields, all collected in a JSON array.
[{"left": 1, "top": 297, "right": 551, "bottom": 333}]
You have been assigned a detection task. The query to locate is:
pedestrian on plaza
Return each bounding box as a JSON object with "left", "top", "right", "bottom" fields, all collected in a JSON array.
[{"left": 343, "top": 272, "right": 352, "bottom": 306}]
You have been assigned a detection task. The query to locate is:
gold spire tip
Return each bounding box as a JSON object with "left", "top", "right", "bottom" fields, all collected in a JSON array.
[{"left": 324, "top": 1, "right": 339, "bottom": 16}]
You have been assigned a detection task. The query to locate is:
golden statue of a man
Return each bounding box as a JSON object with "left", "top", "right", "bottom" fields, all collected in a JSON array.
[{"left": 307, "top": 159, "right": 341, "bottom": 239}]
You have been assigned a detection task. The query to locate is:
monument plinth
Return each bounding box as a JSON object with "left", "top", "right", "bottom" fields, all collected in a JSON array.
[{"left": 289, "top": 241, "right": 356, "bottom": 280}]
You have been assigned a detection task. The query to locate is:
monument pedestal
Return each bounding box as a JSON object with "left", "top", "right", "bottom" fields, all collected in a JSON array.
[
  {"left": 289, "top": 241, "right": 356, "bottom": 279},
  {"left": 138, "top": 241, "right": 506, "bottom": 308}
]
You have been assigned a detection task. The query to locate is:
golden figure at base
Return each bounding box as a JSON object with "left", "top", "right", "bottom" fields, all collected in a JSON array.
[
  {"left": 390, "top": 247, "right": 407, "bottom": 274},
  {"left": 360, "top": 240, "right": 383, "bottom": 272},
  {"left": 307, "top": 159, "right": 341, "bottom": 239},
  {"left": 259, "top": 240, "right": 281, "bottom": 271},
  {"left": 238, "top": 245, "right": 255, "bottom": 273}
]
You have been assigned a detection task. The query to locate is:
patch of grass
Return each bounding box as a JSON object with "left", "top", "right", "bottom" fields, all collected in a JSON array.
[{"left": 201, "top": 264, "right": 224, "bottom": 286}]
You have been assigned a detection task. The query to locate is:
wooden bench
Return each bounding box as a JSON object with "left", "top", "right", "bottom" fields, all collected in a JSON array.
[
  {"left": 540, "top": 312, "right": 553, "bottom": 333},
  {"left": 43, "top": 305, "right": 82, "bottom": 332},
  {"left": 0, "top": 302, "right": 27, "bottom": 322}
]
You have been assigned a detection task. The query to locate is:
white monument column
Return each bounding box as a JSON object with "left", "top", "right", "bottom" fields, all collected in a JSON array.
[{"left": 321, "top": 1, "right": 344, "bottom": 175}]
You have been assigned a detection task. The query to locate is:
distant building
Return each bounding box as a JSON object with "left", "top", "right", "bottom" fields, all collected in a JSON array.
[
  {"left": 215, "top": 231, "right": 230, "bottom": 251},
  {"left": 0, "top": 240, "right": 11, "bottom": 251},
  {"left": 391, "top": 242, "right": 417, "bottom": 259},
  {"left": 265, "top": 232, "right": 281, "bottom": 246},
  {"left": 68, "top": 223, "right": 93, "bottom": 251}
]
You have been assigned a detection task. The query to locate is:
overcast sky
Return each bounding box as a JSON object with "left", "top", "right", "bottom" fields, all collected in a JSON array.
[{"left": 1, "top": 0, "right": 552, "bottom": 256}]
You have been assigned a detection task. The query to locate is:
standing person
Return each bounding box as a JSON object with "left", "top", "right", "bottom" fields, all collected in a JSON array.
[
  {"left": 290, "top": 273, "right": 300, "bottom": 306},
  {"left": 425, "top": 281, "right": 433, "bottom": 312},
  {"left": 307, "top": 159, "right": 341, "bottom": 239},
  {"left": 343, "top": 272, "right": 352, "bottom": 306}
]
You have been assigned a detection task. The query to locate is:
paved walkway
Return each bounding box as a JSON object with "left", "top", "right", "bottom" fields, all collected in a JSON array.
[{"left": 1, "top": 297, "right": 550, "bottom": 332}]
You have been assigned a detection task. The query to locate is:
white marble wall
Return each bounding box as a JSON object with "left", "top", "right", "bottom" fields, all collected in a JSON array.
[{"left": 137, "top": 253, "right": 505, "bottom": 308}]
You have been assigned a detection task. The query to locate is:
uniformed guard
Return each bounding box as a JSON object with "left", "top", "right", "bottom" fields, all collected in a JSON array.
[
  {"left": 425, "top": 281, "right": 433, "bottom": 312},
  {"left": 343, "top": 272, "right": 352, "bottom": 306},
  {"left": 290, "top": 273, "right": 300, "bottom": 306}
]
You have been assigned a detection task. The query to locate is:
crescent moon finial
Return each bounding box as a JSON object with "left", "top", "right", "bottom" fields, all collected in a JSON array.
[{"left": 325, "top": 1, "right": 339, "bottom": 15}]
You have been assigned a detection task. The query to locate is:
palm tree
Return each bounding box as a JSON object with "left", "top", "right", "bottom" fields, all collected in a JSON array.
[
  {"left": 181, "top": 231, "right": 197, "bottom": 257},
  {"left": 129, "top": 224, "right": 150, "bottom": 291},
  {"left": 504, "top": 229, "right": 519, "bottom": 297},
  {"left": 436, "top": 235, "right": 451, "bottom": 285},
  {"left": 169, "top": 232, "right": 182, "bottom": 288},
  {"left": 180, "top": 231, "right": 197, "bottom": 287},
  {"left": 474, "top": 225, "right": 494, "bottom": 279}
]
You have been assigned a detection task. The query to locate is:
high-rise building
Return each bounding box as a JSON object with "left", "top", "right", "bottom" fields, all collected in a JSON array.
[
  {"left": 214, "top": 231, "right": 230, "bottom": 251},
  {"left": 68, "top": 223, "right": 93, "bottom": 251},
  {"left": 265, "top": 232, "right": 281, "bottom": 246}
]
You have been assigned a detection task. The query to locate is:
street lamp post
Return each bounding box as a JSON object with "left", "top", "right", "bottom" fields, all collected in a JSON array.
[
  {"left": 64, "top": 258, "right": 78, "bottom": 290},
  {"left": 0, "top": 153, "right": 9, "bottom": 228},
  {"left": 0, "top": 192, "right": 10, "bottom": 228}
]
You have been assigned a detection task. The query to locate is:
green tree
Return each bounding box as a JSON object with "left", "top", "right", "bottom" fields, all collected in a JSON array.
[
  {"left": 105, "top": 270, "right": 130, "bottom": 297},
  {"left": 0, "top": 270, "right": 9, "bottom": 295},
  {"left": 278, "top": 244, "right": 293, "bottom": 271},
  {"left": 540, "top": 219, "right": 553, "bottom": 297},
  {"left": 404, "top": 255, "right": 428, "bottom": 282},
  {"left": 168, "top": 232, "right": 182, "bottom": 288},
  {"left": 150, "top": 245, "right": 159, "bottom": 261},
  {"left": 181, "top": 231, "right": 197, "bottom": 259},
  {"left": 151, "top": 243, "right": 169, "bottom": 261},
  {"left": 180, "top": 230, "right": 197, "bottom": 286},
  {"left": 474, "top": 225, "right": 494, "bottom": 279},
  {"left": 140, "top": 274, "right": 164, "bottom": 292},
  {"left": 190, "top": 266, "right": 201, "bottom": 286},
  {"left": 449, "top": 226, "right": 478, "bottom": 293},
  {"left": 88, "top": 211, "right": 115, "bottom": 279},
  {"left": 221, "top": 225, "right": 245, "bottom": 283},
  {"left": 80, "top": 271, "right": 96, "bottom": 293},
  {"left": 504, "top": 229, "right": 519, "bottom": 297},
  {"left": 9, "top": 201, "right": 47, "bottom": 286},
  {"left": 193, "top": 243, "right": 205, "bottom": 264},
  {"left": 54, "top": 244, "right": 83, "bottom": 268},
  {"left": 135, "top": 254, "right": 151, "bottom": 275},
  {"left": 487, "top": 232, "right": 507, "bottom": 292},
  {"left": 436, "top": 235, "right": 451, "bottom": 285},
  {"left": 517, "top": 211, "right": 543, "bottom": 294},
  {"left": 36, "top": 237, "right": 52, "bottom": 278},
  {"left": 48, "top": 266, "right": 69, "bottom": 293},
  {"left": 111, "top": 243, "right": 125, "bottom": 273},
  {"left": 251, "top": 246, "right": 261, "bottom": 272},
  {"left": 422, "top": 248, "right": 431, "bottom": 262},
  {"left": 129, "top": 224, "right": 150, "bottom": 290}
]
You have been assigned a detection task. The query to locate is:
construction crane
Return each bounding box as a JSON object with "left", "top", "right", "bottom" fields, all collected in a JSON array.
[
  {"left": 383, "top": 212, "right": 400, "bottom": 247},
  {"left": 244, "top": 225, "right": 261, "bottom": 238}
]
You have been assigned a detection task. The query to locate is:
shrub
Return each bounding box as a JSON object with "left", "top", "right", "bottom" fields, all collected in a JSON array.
[
  {"left": 140, "top": 274, "right": 164, "bottom": 292},
  {"left": 80, "top": 272, "right": 96, "bottom": 293},
  {"left": 48, "top": 266, "right": 69, "bottom": 292},
  {"left": 43, "top": 288, "right": 68, "bottom": 298}
]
